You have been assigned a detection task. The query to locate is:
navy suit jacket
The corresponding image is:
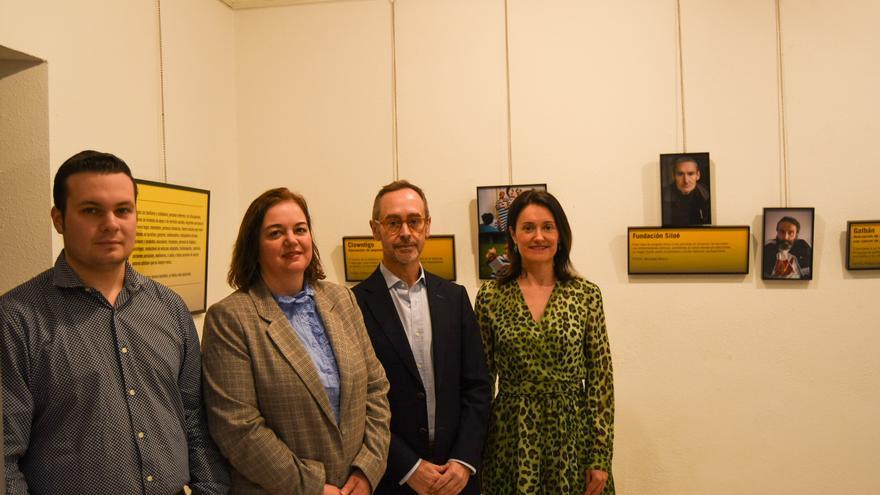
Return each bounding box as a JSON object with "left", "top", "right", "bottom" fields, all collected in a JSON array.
[{"left": 353, "top": 267, "right": 491, "bottom": 495}]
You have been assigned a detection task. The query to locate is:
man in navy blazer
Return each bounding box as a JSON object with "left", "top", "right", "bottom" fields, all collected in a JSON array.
[{"left": 353, "top": 180, "right": 491, "bottom": 495}]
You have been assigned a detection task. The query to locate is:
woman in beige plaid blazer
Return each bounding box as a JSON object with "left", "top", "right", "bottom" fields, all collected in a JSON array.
[{"left": 202, "top": 188, "right": 391, "bottom": 495}]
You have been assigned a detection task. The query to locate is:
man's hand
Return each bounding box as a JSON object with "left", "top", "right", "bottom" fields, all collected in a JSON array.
[
  {"left": 340, "top": 470, "right": 371, "bottom": 495},
  {"left": 584, "top": 469, "right": 609, "bottom": 495},
  {"left": 428, "top": 461, "right": 470, "bottom": 495},
  {"left": 406, "top": 460, "right": 445, "bottom": 495},
  {"left": 323, "top": 484, "right": 342, "bottom": 495}
]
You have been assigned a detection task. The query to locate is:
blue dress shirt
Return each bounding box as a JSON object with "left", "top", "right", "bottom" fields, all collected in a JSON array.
[{"left": 274, "top": 282, "right": 341, "bottom": 422}]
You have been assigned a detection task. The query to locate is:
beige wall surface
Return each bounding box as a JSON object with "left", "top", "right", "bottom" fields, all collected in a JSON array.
[
  {"left": 1, "top": 0, "right": 879, "bottom": 493},
  {"left": 159, "top": 0, "right": 238, "bottom": 319},
  {"left": 393, "top": 0, "right": 510, "bottom": 259},
  {"left": 0, "top": 0, "right": 164, "bottom": 257},
  {"left": 0, "top": 57, "right": 49, "bottom": 294},
  {"left": 0, "top": 0, "right": 238, "bottom": 322},
  {"left": 233, "top": 1, "right": 880, "bottom": 493},
  {"left": 235, "top": 0, "right": 393, "bottom": 280}
]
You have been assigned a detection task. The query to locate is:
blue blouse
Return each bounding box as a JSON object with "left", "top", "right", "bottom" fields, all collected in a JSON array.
[{"left": 274, "top": 282, "right": 341, "bottom": 422}]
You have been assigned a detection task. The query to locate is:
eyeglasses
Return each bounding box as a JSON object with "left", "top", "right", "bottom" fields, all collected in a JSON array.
[{"left": 376, "top": 216, "right": 428, "bottom": 234}]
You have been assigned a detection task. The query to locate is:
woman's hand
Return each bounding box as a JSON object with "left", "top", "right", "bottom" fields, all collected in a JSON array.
[
  {"left": 323, "top": 484, "right": 342, "bottom": 495},
  {"left": 584, "top": 469, "right": 608, "bottom": 495},
  {"left": 340, "top": 470, "right": 371, "bottom": 495}
]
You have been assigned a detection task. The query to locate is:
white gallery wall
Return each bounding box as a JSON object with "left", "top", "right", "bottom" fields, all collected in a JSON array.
[
  {"left": 0, "top": 0, "right": 238, "bottom": 316},
  {"left": 1, "top": 0, "right": 879, "bottom": 493}
]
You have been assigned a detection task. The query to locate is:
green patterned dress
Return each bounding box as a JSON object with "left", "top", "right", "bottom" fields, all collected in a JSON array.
[{"left": 475, "top": 278, "right": 615, "bottom": 494}]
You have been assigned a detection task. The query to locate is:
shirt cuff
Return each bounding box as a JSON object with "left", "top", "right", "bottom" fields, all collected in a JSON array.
[
  {"left": 449, "top": 459, "right": 476, "bottom": 475},
  {"left": 399, "top": 459, "right": 422, "bottom": 485}
]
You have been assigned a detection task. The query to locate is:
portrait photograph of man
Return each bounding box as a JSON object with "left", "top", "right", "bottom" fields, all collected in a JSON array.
[
  {"left": 762, "top": 207, "right": 815, "bottom": 280},
  {"left": 660, "top": 152, "right": 711, "bottom": 227}
]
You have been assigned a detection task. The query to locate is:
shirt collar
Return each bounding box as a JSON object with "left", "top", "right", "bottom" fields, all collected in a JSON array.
[
  {"left": 52, "top": 250, "right": 144, "bottom": 292},
  {"left": 273, "top": 280, "right": 315, "bottom": 305},
  {"left": 379, "top": 262, "right": 425, "bottom": 290}
]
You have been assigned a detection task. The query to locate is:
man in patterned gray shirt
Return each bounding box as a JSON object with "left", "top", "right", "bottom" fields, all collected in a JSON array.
[{"left": 1, "top": 151, "right": 229, "bottom": 494}]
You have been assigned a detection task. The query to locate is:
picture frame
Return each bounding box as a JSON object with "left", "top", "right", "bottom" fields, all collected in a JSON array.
[
  {"left": 627, "top": 226, "right": 750, "bottom": 275},
  {"left": 660, "top": 152, "right": 711, "bottom": 227},
  {"left": 762, "top": 207, "right": 815, "bottom": 280},
  {"left": 845, "top": 220, "right": 880, "bottom": 270},
  {"left": 476, "top": 183, "right": 547, "bottom": 279},
  {"left": 342, "top": 235, "right": 456, "bottom": 282},
  {"left": 131, "top": 179, "right": 210, "bottom": 313}
]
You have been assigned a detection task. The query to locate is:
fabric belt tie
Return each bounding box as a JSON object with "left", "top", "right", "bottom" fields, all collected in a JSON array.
[{"left": 498, "top": 379, "right": 584, "bottom": 396}]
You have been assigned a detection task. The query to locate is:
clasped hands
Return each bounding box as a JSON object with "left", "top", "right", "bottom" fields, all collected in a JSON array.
[
  {"left": 406, "top": 460, "right": 471, "bottom": 495},
  {"left": 323, "top": 470, "right": 371, "bottom": 495}
]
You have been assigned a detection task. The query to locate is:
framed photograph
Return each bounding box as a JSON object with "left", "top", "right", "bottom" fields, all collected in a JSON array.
[
  {"left": 476, "top": 183, "right": 547, "bottom": 279},
  {"left": 660, "top": 152, "right": 711, "bottom": 226},
  {"left": 762, "top": 207, "right": 815, "bottom": 280},
  {"left": 846, "top": 220, "right": 880, "bottom": 270}
]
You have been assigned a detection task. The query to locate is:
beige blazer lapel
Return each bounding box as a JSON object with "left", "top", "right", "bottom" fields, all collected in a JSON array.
[
  {"left": 313, "top": 283, "right": 355, "bottom": 426},
  {"left": 250, "top": 280, "right": 339, "bottom": 428}
]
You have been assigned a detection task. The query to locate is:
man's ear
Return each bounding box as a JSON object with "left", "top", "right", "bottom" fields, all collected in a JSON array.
[
  {"left": 424, "top": 217, "right": 431, "bottom": 238},
  {"left": 51, "top": 206, "right": 64, "bottom": 234},
  {"left": 370, "top": 220, "right": 381, "bottom": 241}
]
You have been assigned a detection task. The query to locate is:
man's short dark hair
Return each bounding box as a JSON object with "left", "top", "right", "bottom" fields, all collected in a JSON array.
[
  {"left": 673, "top": 155, "right": 700, "bottom": 171},
  {"left": 53, "top": 150, "right": 138, "bottom": 216},
  {"left": 372, "top": 180, "right": 430, "bottom": 220},
  {"left": 776, "top": 216, "right": 800, "bottom": 232},
  {"left": 481, "top": 212, "right": 494, "bottom": 225}
]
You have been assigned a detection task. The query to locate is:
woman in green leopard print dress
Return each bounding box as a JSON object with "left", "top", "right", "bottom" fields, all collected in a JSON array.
[{"left": 475, "top": 190, "right": 614, "bottom": 495}]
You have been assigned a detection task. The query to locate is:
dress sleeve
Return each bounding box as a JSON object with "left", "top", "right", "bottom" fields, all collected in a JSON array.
[
  {"left": 583, "top": 283, "right": 614, "bottom": 472},
  {"left": 474, "top": 282, "right": 497, "bottom": 396}
]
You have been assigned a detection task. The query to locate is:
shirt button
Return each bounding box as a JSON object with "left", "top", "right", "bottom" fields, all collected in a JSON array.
[
  {"left": 128, "top": 389, "right": 136, "bottom": 396},
  {"left": 138, "top": 431, "right": 145, "bottom": 439},
  {"left": 121, "top": 347, "right": 129, "bottom": 354},
  {"left": 146, "top": 475, "right": 153, "bottom": 482}
]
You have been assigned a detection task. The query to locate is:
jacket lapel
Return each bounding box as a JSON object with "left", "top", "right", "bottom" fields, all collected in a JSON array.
[
  {"left": 362, "top": 268, "right": 423, "bottom": 387},
  {"left": 425, "top": 272, "right": 448, "bottom": 391},
  {"left": 250, "top": 280, "right": 339, "bottom": 428},
  {"left": 312, "top": 282, "right": 354, "bottom": 427}
]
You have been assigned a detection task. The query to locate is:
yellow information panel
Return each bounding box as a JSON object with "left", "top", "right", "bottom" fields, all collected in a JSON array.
[
  {"left": 343, "top": 236, "right": 456, "bottom": 282},
  {"left": 628, "top": 226, "right": 750, "bottom": 274},
  {"left": 847, "top": 221, "right": 880, "bottom": 270},
  {"left": 131, "top": 180, "right": 210, "bottom": 313}
]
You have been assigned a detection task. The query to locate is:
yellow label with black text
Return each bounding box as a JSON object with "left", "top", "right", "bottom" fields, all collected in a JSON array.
[
  {"left": 628, "top": 227, "right": 749, "bottom": 274},
  {"left": 131, "top": 181, "right": 209, "bottom": 312},
  {"left": 848, "top": 221, "right": 880, "bottom": 269},
  {"left": 343, "top": 236, "right": 456, "bottom": 281}
]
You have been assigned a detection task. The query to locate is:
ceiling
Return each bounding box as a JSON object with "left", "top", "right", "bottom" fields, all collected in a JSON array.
[{"left": 219, "top": 0, "right": 357, "bottom": 9}]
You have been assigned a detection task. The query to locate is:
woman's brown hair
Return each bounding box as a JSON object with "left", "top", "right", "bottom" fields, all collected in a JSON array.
[
  {"left": 228, "top": 187, "right": 326, "bottom": 291},
  {"left": 498, "top": 189, "right": 577, "bottom": 284}
]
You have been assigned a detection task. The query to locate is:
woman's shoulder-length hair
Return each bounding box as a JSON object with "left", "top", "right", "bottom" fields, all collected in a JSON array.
[
  {"left": 498, "top": 189, "right": 578, "bottom": 284},
  {"left": 228, "top": 187, "right": 326, "bottom": 291}
]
